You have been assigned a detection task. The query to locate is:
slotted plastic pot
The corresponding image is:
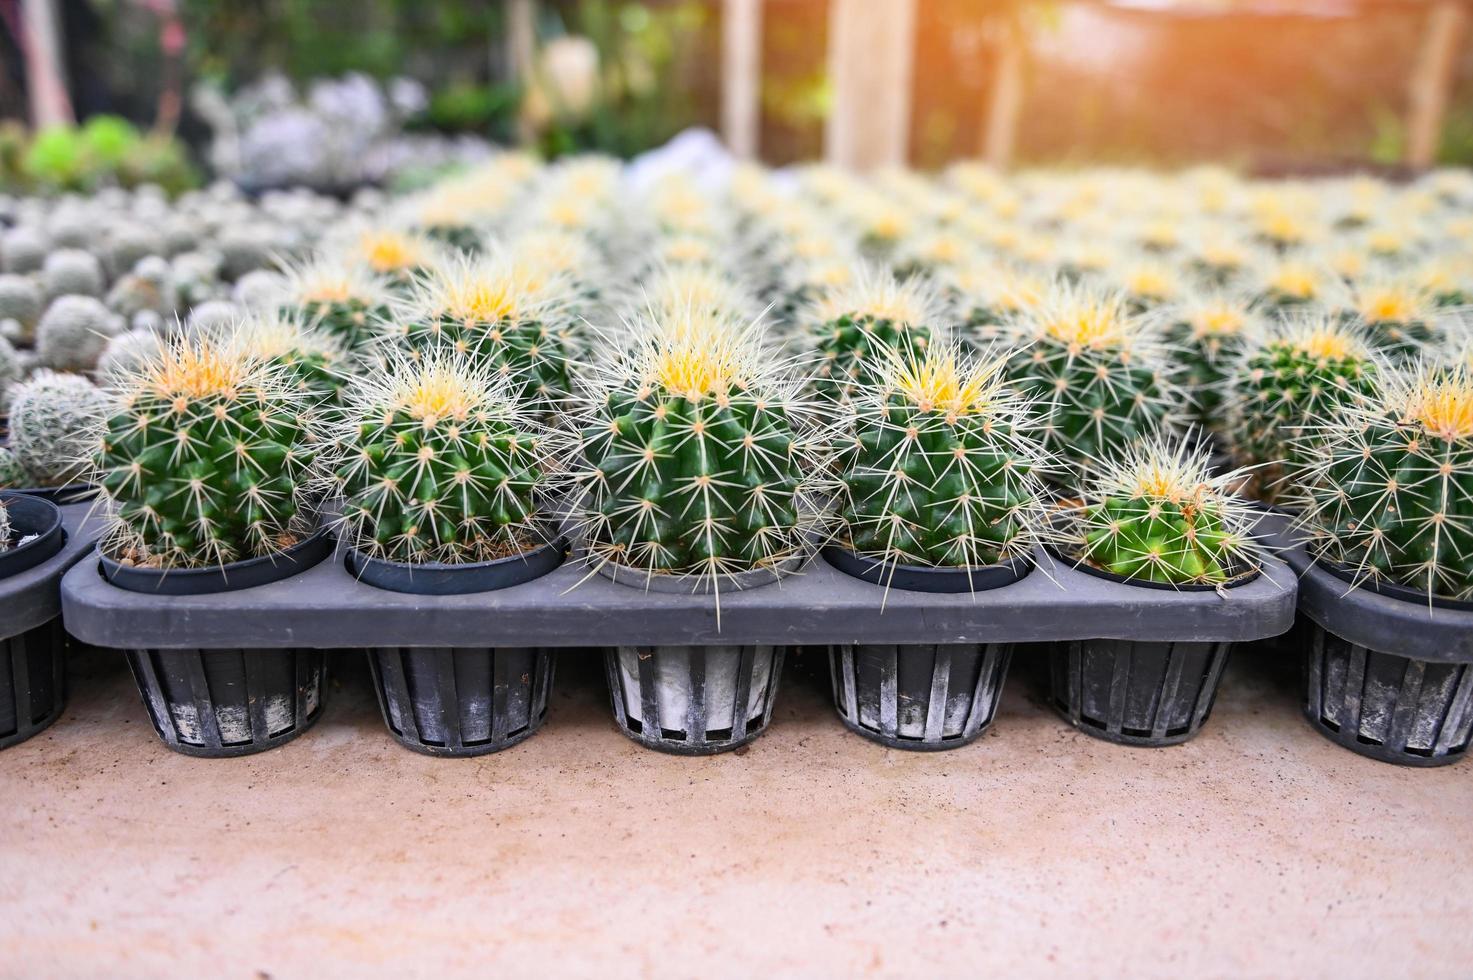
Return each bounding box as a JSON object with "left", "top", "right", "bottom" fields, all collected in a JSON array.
[
  {"left": 0, "top": 495, "right": 76, "bottom": 750},
  {"left": 605, "top": 645, "right": 785, "bottom": 755}
]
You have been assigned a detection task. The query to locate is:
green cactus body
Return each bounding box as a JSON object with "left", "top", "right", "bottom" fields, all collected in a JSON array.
[
  {"left": 809, "top": 273, "right": 936, "bottom": 402},
  {"left": 9, "top": 370, "right": 109, "bottom": 487},
  {"left": 335, "top": 352, "right": 551, "bottom": 564},
  {"left": 1229, "top": 319, "right": 1377, "bottom": 498},
  {"left": 1007, "top": 284, "right": 1177, "bottom": 477},
  {"left": 230, "top": 314, "right": 349, "bottom": 409},
  {"left": 1350, "top": 279, "right": 1437, "bottom": 361},
  {"left": 575, "top": 317, "right": 819, "bottom": 578},
  {"left": 401, "top": 255, "right": 574, "bottom": 410},
  {"left": 37, "top": 295, "right": 120, "bottom": 373},
  {"left": 95, "top": 337, "right": 320, "bottom": 568},
  {"left": 1073, "top": 438, "right": 1256, "bottom": 586},
  {"left": 1302, "top": 364, "right": 1473, "bottom": 602},
  {"left": 838, "top": 347, "right": 1046, "bottom": 569},
  {"left": 280, "top": 259, "right": 391, "bottom": 352},
  {"left": 1164, "top": 296, "right": 1257, "bottom": 430}
]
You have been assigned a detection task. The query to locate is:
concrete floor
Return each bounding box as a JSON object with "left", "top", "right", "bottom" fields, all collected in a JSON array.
[{"left": 1, "top": 643, "right": 1468, "bottom": 979}]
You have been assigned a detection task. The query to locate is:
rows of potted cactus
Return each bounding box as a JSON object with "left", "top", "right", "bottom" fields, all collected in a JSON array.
[{"left": 3, "top": 155, "right": 1469, "bottom": 764}]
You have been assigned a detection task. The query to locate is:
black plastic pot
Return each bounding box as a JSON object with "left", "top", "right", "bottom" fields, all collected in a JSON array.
[
  {"left": 100, "top": 526, "right": 333, "bottom": 595},
  {"left": 822, "top": 546, "right": 1033, "bottom": 593},
  {"left": 370, "top": 647, "right": 554, "bottom": 756},
  {"left": 0, "top": 618, "right": 68, "bottom": 750},
  {"left": 605, "top": 645, "right": 785, "bottom": 755},
  {"left": 0, "top": 494, "right": 65, "bottom": 579},
  {"left": 1048, "top": 639, "right": 1233, "bottom": 746},
  {"left": 1044, "top": 545, "right": 1255, "bottom": 746},
  {"left": 346, "top": 536, "right": 567, "bottom": 596},
  {"left": 829, "top": 643, "right": 1013, "bottom": 750},
  {"left": 1296, "top": 560, "right": 1473, "bottom": 766},
  {"left": 125, "top": 647, "right": 326, "bottom": 758}
]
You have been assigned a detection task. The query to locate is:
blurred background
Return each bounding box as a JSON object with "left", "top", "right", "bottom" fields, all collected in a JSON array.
[{"left": 0, "top": 0, "right": 1469, "bottom": 195}]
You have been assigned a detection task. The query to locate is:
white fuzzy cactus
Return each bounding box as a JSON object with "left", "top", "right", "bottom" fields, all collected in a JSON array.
[{"left": 8, "top": 370, "right": 110, "bottom": 488}]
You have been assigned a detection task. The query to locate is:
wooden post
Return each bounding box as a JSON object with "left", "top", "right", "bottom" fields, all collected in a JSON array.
[
  {"left": 982, "top": 12, "right": 1025, "bottom": 170},
  {"left": 1406, "top": 0, "right": 1468, "bottom": 168},
  {"left": 824, "top": 0, "right": 918, "bottom": 171},
  {"left": 21, "top": 0, "right": 74, "bottom": 127},
  {"left": 506, "top": 0, "right": 537, "bottom": 83},
  {"left": 721, "top": 0, "right": 763, "bottom": 159}
]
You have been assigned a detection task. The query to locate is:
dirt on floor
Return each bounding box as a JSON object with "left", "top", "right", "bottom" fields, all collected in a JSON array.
[{"left": 1, "top": 642, "right": 1469, "bottom": 978}]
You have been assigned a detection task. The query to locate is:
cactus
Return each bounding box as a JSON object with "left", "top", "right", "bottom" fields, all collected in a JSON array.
[
  {"left": 97, "top": 329, "right": 162, "bottom": 387},
  {"left": 1163, "top": 293, "right": 1259, "bottom": 429},
  {"left": 106, "top": 255, "right": 178, "bottom": 321},
  {"left": 227, "top": 313, "right": 348, "bottom": 408},
  {"left": 36, "top": 295, "right": 121, "bottom": 373},
  {"left": 808, "top": 269, "right": 937, "bottom": 402},
  {"left": 938, "top": 263, "right": 1045, "bottom": 341},
  {"left": 93, "top": 330, "right": 322, "bottom": 569},
  {"left": 334, "top": 349, "right": 556, "bottom": 564},
  {"left": 186, "top": 300, "right": 244, "bottom": 336},
  {"left": 1063, "top": 435, "right": 1259, "bottom": 586},
  {"left": 8, "top": 370, "right": 110, "bottom": 487},
  {"left": 1227, "top": 315, "right": 1378, "bottom": 501},
  {"left": 104, "top": 224, "right": 165, "bottom": 279},
  {"left": 0, "top": 274, "right": 44, "bottom": 336},
  {"left": 1347, "top": 275, "right": 1437, "bottom": 360},
  {"left": 346, "top": 225, "right": 437, "bottom": 289},
  {"left": 398, "top": 252, "right": 574, "bottom": 410},
  {"left": 278, "top": 256, "right": 391, "bottom": 351},
  {"left": 41, "top": 248, "right": 106, "bottom": 300},
  {"left": 0, "top": 493, "right": 9, "bottom": 547},
  {"left": 835, "top": 343, "right": 1049, "bottom": 573},
  {"left": 232, "top": 269, "right": 288, "bottom": 312},
  {"left": 571, "top": 311, "right": 824, "bottom": 584},
  {"left": 1, "top": 227, "right": 48, "bottom": 274},
  {"left": 0, "top": 446, "right": 26, "bottom": 489},
  {"left": 1254, "top": 257, "right": 1331, "bottom": 311},
  {"left": 1301, "top": 360, "right": 1473, "bottom": 602},
  {"left": 0, "top": 333, "right": 19, "bottom": 410},
  {"left": 1005, "top": 281, "right": 1179, "bottom": 478}
]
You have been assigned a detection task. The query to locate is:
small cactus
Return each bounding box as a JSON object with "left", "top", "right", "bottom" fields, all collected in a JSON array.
[
  {"left": 1227, "top": 315, "right": 1379, "bottom": 500},
  {"left": 1, "top": 227, "right": 48, "bottom": 274},
  {"left": 0, "top": 493, "right": 9, "bottom": 546},
  {"left": 36, "top": 295, "right": 121, "bottom": 373},
  {"left": 0, "top": 274, "right": 44, "bottom": 336},
  {"left": 8, "top": 369, "right": 110, "bottom": 487},
  {"left": 1163, "top": 293, "right": 1259, "bottom": 430},
  {"left": 1063, "top": 435, "right": 1260, "bottom": 586},
  {"left": 1346, "top": 274, "right": 1437, "bottom": 360},
  {"left": 808, "top": 268, "right": 937, "bottom": 402},
  {"left": 41, "top": 248, "right": 106, "bottom": 300},
  {"left": 0, "top": 333, "right": 19, "bottom": 409},
  {"left": 0, "top": 446, "right": 27, "bottom": 488},
  {"left": 93, "top": 329, "right": 323, "bottom": 569},
  {"left": 227, "top": 312, "right": 348, "bottom": 408},
  {"left": 334, "top": 349, "right": 558, "bottom": 564},
  {"left": 571, "top": 311, "right": 825, "bottom": 583},
  {"left": 97, "top": 329, "right": 162, "bottom": 387},
  {"left": 1006, "top": 280, "right": 1180, "bottom": 479},
  {"left": 1301, "top": 360, "right": 1473, "bottom": 602},
  {"left": 835, "top": 343, "right": 1049, "bottom": 572},
  {"left": 399, "top": 252, "right": 574, "bottom": 410},
  {"left": 278, "top": 256, "right": 391, "bottom": 351}
]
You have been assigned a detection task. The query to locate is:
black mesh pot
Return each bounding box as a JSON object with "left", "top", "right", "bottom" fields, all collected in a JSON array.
[
  {"left": 829, "top": 643, "right": 1014, "bottom": 750},
  {"left": 604, "top": 645, "right": 784, "bottom": 755},
  {"left": 1303, "top": 624, "right": 1472, "bottom": 767},
  {"left": 0, "top": 618, "right": 68, "bottom": 750},
  {"left": 125, "top": 648, "right": 326, "bottom": 757},
  {"left": 1048, "top": 639, "right": 1233, "bottom": 746},
  {"left": 369, "top": 647, "right": 554, "bottom": 757}
]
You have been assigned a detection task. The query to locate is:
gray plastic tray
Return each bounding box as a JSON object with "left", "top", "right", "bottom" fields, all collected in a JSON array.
[
  {"left": 59, "top": 543, "right": 1298, "bottom": 650},
  {"left": 1251, "top": 507, "right": 1473, "bottom": 663},
  {"left": 2, "top": 505, "right": 108, "bottom": 642}
]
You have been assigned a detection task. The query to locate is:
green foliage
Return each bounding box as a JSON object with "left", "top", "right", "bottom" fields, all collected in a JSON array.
[{"left": 10, "top": 117, "right": 197, "bottom": 195}]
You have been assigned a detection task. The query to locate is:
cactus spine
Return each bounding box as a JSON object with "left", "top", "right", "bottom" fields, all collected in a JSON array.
[
  {"left": 280, "top": 257, "right": 392, "bottom": 352},
  {"left": 837, "top": 344, "right": 1048, "bottom": 571},
  {"left": 1301, "top": 361, "right": 1473, "bottom": 602},
  {"left": 572, "top": 312, "right": 823, "bottom": 581},
  {"left": 334, "top": 350, "right": 555, "bottom": 564},
  {"left": 94, "top": 331, "right": 322, "bottom": 569},
  {"left": 1067, "top": 436, "right": 1259, "bottom": 586},
  {"left": 1164, "top": 293, "right": 1258, "bottom": 430}
]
